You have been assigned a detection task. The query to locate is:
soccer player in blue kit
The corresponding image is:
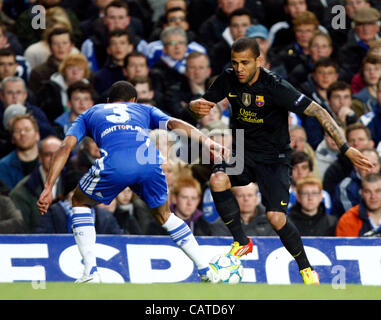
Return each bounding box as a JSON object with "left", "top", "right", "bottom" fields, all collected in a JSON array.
[{"left": 37, "top": 81, "right": 227, "bottom": 283}]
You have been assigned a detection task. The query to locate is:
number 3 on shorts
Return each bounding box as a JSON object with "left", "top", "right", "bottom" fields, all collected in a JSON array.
[{"left": 104, "top": 103, "right": 130, "bottom": 123}]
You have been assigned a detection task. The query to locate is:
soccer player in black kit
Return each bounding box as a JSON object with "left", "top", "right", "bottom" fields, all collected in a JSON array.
[{"left": 189, "top": 37, "right": 373, "bottom": 284}]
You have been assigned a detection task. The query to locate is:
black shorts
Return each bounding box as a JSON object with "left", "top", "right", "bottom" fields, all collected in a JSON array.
[{"left": 213, "top": 158, "right": 291, "bottom": 213}]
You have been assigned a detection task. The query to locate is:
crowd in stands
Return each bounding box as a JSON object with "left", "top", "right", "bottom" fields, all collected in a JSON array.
[{"left": 1, "top": 0, "right": 381, "bottom": 238}]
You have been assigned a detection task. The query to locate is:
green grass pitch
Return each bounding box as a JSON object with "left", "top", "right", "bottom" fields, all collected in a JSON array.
[{"left": 1, "top": 282, "right": 381, "bottom": 300}]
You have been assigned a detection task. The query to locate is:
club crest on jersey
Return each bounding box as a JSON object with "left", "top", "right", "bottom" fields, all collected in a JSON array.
[
  {"left": 255, "top": 95, "right": 265, "bottom": 107},
  {"left": 242, "top": 93, "right": 251, "bottom": 107}
]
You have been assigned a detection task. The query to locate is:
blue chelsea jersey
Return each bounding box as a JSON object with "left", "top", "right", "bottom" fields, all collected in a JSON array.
[{"left": 66, "top": 102, "right": 171, "bottom": 150}]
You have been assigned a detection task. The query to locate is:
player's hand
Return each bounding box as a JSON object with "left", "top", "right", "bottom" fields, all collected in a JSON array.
[
  {"left": 37, "top": 188, "right": 53, "bottom": 215},
  {"left": 205, "top": 139, "right": 230, "bottom": 163},
  {"left": 345, "top": 147, "right": 374, "bottom": 171},
  {"left": 189, "top": 99, "right": 215, "bottom": 117}
]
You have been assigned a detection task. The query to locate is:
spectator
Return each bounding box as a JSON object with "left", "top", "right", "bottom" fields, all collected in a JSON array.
[
  {"left": 113, "top": 187, "right": 153, "bottom": 235},
  {"left": 351, "top": 38, "right": 381, "bottom": 94},
  {"left": 353, "top": 54, "right": 381, "bottom": 112},
  {"left": 10, "top": 136, "right": 63, "bottom": 233},
  {"left": 245, "top": 24, "right": 270, "bottom": 65},
  {"left": 145, "top": 22, "right": 206, "bottom": 69},
  {"left": 0, "top": 48, "right": 30, "bottom": 86},
  {"left": 80, "top": 0, "right": 115, "bottom": 38},
  {"left": 81, "top": 0, "right": 143, "bottom": 72},
  {"left": 53, "top": 81, "right": 95, "bottom": 139},
  {"left": 0, "top": 114, "right": 40, "bottom": 188},
  {"left": 272, "top": 11, "right": 320, "bottom": 77},
  {"left": 14, "top": 0, "right": 82, "bottom": 50},
  {"left": 210, "top": 8, "right": 253, "bottom": 76},
  {"left": 326, "top": 81, "right": 364, "bottom": 127},
  {"left": 300, "top": 58, "right": 340, "bottom": 149},
  {"left": 28, "top": 27, "right": 75, "bottom": 94},
  {"left": 324, "top": 122, "right": 375, "bottom": 196},
  {"left": 339, "top": 7, "right": 381, "bottom": 83},
  {"left": 287, "top": 30, "right": 334, "bottom": 88},
  {"left": 130, "top": 75, "right": 155, "bottom": 103},
  {"left": 0, "top": 193, "right": 24, "bottom": 233},
  {"left": 336, "top": 173, "right": 381, "bottom": 237},
  {"left": 0, "top": 76, "right": 55, "bottom": 139},
  {"left": 153, "top": 0, "right": 188, "bottom": 26},
  {"left": 37, "top": 53, "right": 92, "bottom": 122},
  {"left": 147, "top": 175, "right": 210, "bottom": 235},
  {"left": 149, "top": 26, "right": 191, "bottom": 94},
  {"left": 67, "top": 137, "right": 101, "bottom": 174},
  {"left": 289, "top": 150, "right": 332, "bottom": 213},
  {"left": 268, "top": 0, "right": 307, "bottom": 51},
  {"left": 315, "top": 131, "right": 340, "bottom": 180},
  {"left": 360, "top": 76, "right": 381, "bottom": 149},
  {"left": 147, "top": 6, "right": 199, "bottom": 44},
  {"left": 123, "top": 51, "right": 150, "bottom": 81},
  {"left": 198, "top": 105, "right": 225, "bottom": 132},
  {"left": 198, "top": 0, "right": 248, "bottom": 52},
  {"left": 93, "top": 29, "right": 134, "bottom": 95},
  {"left": 23, "top": 6, "right": 80, "bottom": 71},
  {"left": 117, "top": 51, "right": 167, "bottom": 106},
  {"left": 332, "top": 148, "right": 381, "bottom": 217},
  {"left": 289, "top": 125, "right": 320, "bottom": 178},
  {"left": 36, "top": 169, "right": 121, "bottom": 234},
  {"left": 231, "top": 182, "right": 276, "bottom": 236},
  {"left": 0, "top": 21, "right": 22, "bottom": 56},
  {"left": 288, "top": 176, "right": 337, "bottom": 236},
  {"left": 165, "top": 51, "right": 212, "bottom": 124}
]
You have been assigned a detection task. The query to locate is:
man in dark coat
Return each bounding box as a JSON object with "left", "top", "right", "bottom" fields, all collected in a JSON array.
[{"left": 288, "top": 176, "right": 337, "bottom": 236}]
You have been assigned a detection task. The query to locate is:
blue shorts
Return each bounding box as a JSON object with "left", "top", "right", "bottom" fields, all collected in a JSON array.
[{"left": 78, "top": 145, "right": 168, "bottom": 208}]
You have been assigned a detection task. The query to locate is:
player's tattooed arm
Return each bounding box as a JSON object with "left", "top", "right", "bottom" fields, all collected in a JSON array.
[
  {"left": 303, "top": 101, "right": 346, "bottom": 148},
  {"left": 303, "top": 102, "right": 373, "bottom": 170}
]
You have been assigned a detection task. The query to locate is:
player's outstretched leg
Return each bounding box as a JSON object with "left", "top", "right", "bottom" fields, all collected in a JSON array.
[
  {"left": 151, "top": 202, "right": 220, "bottom": 283},
  {"left": 210, "top": 171, "right": 253, "bottom": 257},
  {"left": 72, "top": 187, "right": 101, "bottom": 284},
  {"left": 267, "top": 211, "right": 319, "bottom": 285}
]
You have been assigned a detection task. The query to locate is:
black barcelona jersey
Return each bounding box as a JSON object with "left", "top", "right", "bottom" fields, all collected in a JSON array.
[{"left": 203, "top": 67, "right": 313, "bottom": 163}]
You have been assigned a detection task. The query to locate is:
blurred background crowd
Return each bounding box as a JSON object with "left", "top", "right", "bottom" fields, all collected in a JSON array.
[{"left": 1, "top": 0, "right": 381, "bottom": 238}]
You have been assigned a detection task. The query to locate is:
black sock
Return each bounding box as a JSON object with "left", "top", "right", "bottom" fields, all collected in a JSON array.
[
  {"left": 211, "top": 190, "right": 249, "bottom": 245},
  {"left": 275, "top": 219, "right": 311, "bottom": 271}
]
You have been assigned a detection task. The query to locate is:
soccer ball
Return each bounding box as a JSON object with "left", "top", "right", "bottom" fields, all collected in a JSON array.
[{"left": 210, "top": 253, "right": 243, "bottom": 284}]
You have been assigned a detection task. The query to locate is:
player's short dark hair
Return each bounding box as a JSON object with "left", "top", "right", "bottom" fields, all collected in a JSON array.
[
  {"left": 345, "top": 122, "right": 372, "bottom": 141},
  {"left": 231, "top": 37, "right": 260, "bottom": 59},
  {"left": 67, "top": 81, "right": 96, "bottom": 101},
  {"left": 228, "top": 8, "right": 252, "bottom": 25},
  {"left": 327, "top": 81, "right": 352, "bottom": 100},
  {"left": 130, "top": 75, "right": 152, "bottom": 90},
  {"left": 108, "top": 81, "right": 137, "bottom": 102},
  {"left": 312, "top": 57, "right": 339, "bottom": 73},
  {"left": 291, "top": 151, "right": 313, "bottom": 171},
  {"left": 165, "top": 7, "right": 187, "bottom": 23},
  {"left": 105, "top": 0, "right": 129, "bottom": 16},
  {"left": 0, "top": 48, "right": 16, "bottom": 59},
  {"left": 107, "top": 28, "right": 132, "bottom": 46},
  {"left": 123, "top": 51, "right": 148, "bottom": 68},
  {"left": 362, "top": 173, "right": 381, "bottom": 186},
  {"left": 47, "top": 27, "right": 73, "bottom": 47}
]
